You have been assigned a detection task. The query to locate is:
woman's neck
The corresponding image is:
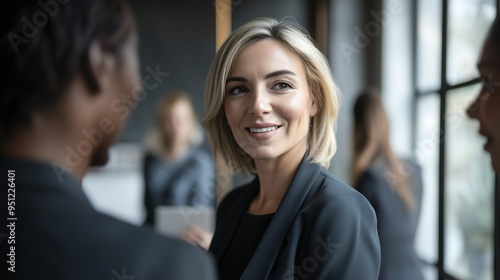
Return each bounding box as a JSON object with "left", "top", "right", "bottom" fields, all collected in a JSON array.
[
  {"left": 248, "top": 143, "right": 307, "bottom": 215},
  {"left": 163, "top": 141, "right": 189, "bottom": 162}
]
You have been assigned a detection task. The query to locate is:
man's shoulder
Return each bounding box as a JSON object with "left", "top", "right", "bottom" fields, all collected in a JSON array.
[{"left": 12, "top": 180, "right": 217, "bottom": 280}]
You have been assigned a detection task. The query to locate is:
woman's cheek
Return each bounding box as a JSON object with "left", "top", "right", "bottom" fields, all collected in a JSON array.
[
  {"left": 279, "top": 93, "right": 311, "bottom": 120},
  {"left": 225, "top": 100, "right": 246, "bottom": 138}
]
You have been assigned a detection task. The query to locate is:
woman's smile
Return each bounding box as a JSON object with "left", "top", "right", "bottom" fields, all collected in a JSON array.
[{"left": 245, "top": 123, "right": 282, "bottom": 140}]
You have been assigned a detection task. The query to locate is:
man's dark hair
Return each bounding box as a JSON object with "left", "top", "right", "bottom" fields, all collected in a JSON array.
[{"left": 0, "top": 0, "right": 135, "bottom": 142}]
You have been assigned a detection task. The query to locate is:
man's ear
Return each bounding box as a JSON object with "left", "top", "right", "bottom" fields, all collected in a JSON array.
[{"left": 84, "top": 41, "right": 115, "bottom": 94}]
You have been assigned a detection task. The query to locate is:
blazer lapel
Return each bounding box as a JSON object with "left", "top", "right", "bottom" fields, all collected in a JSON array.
[
  {"left": 240, "top": 157, "right": 321, "bottom": 280},
  {"left": 210, "top": 178, "right": 259, "bottom": 261}
]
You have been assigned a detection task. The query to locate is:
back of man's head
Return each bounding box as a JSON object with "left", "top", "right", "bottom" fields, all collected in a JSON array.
[{"left": 0, "top": 0, "right": 134, "bottom": 144}]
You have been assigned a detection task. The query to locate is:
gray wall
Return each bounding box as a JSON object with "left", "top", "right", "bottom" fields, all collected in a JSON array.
[
  {"left": 329, "top": 0, "right": 382, "bottom": 183},
  {"left": 118, "top": 0, "right": 216, "bottom": 150},
  {"left": 231, "top": 0, "right": 309, "bottom": 29}
]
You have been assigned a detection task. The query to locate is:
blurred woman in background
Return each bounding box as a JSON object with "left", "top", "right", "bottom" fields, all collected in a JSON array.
[
  {"left": 143, "top": 91, "right": 216, "bottom": 226},
  {"left": 352, "top": 90, "right": 424, "bottom": 280}
]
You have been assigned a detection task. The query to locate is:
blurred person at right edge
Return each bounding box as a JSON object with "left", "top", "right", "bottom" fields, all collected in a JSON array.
[
  {"left": 352, "top": 90, "right": 424, "bottom": 280},
  {"left": 467, "top": 17, "right": 500, "bottom": 174},
  {"left": 467, "top": 17, "right": 500, "bottom": 278}
]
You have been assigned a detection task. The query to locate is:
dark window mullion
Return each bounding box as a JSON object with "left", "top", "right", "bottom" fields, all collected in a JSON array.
[
  {"left": 494, "top": 3, "right": 499, "bottom": 280},
  {"left": 418, "top": 78, "right": 481, "bottom": 96},
  {"left": 410, "top": 0, "right": 418, "bottom": 154},
  {"left": 437, "top": 0, "right": 448, "bottom": 279}
]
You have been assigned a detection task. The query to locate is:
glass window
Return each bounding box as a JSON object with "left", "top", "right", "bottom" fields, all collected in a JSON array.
[
  {"left": 413, "top": 1, "right": 498, "bottom": 279},
  {"left": 447, "top": 0, "right": 496, "bottom": 85},
  {"left": 414, "top": 93, "right": 441, "bottom": 265},
  {"left": 422, "top": 265, "right": 438, "bottom": 280},
  {"left": 417, "top": 0, "right": 442, "bottom": 91},
  {"left": 444, "top": 85, "right": 495, "bottom": 279}
]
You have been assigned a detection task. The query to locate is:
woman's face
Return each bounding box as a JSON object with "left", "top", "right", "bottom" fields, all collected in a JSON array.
[
  {"left": 467, "top": 38, "right": 500, "bottom": 172},
  {"left": 224, "top": 39, "right": 317, "bottom": 163},
  {"left": 163, "top": 100, "right": 194, "bottom": 145}
]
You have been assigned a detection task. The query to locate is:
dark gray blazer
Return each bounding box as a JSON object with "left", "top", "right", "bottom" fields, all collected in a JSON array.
[
  {"left": 0, "top": 157, "right": 217, "bottom": 280},
  {"left": 357, "top": 159, "right": 423, "bottom": 280},
  {"left": 210, "top": 156, "right": 381, "bottom": 280}
]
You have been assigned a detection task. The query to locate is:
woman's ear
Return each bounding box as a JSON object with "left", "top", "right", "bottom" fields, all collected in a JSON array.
[{"left": 310, "top": 90, "right": 319, "bottom": 117}]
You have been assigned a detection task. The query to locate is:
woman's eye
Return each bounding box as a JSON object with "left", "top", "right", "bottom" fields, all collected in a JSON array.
[
  {"left": 272, "top": 82, "right": 293, "bottom": 90},
  {"left": 228, "top": 86, "right": 249, "bottom": 95}
]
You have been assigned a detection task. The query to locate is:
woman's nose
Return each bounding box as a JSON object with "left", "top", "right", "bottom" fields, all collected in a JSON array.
[{"left": 249, "top": 88, "right": 272, "bottom": 116}]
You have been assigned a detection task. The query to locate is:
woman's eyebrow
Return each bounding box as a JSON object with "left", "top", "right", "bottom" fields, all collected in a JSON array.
[
  {"left": 226, "top": 77, "right": 247, "bottom": 83},
  {"left": 225, "top": 70, "right": 296, "bottom": 84},
  {"left": 265, "top": 70, "right": 296, "bottom": 79}
]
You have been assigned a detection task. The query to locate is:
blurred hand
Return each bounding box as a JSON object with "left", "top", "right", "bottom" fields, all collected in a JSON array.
[{"left": 182, "top": 226, "right": 214, "bottom": 250}]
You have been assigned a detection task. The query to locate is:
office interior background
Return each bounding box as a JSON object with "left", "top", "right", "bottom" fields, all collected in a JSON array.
[{"left": 81, "top": 0, "right": 500, "bottom": 279}]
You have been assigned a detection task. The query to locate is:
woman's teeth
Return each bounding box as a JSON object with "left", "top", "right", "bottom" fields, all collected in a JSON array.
[{"left": 249, "top": 126, "right": 278, "bottom": 133}]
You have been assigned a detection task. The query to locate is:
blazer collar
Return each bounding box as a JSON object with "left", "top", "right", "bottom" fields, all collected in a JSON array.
[{"left": 213, "top": 153, "right": 322, "bottom": 279}]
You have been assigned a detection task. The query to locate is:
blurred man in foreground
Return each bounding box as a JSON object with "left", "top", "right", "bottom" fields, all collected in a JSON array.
[{"left": 0, "top": 1, "right": 217, "bottom": 279}]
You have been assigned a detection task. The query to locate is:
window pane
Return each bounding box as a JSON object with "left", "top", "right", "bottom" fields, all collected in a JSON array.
[
  {"left": 414, "top": 93, "right": 440, "bottom": 264},
  {"left": 444, "top": 84, "right": 495, "bottom": 279},
  {"left": 447, "top": 0, "right": 496, "bottom": 85},
  {"left": 417, "top": 0, "right": 442, "bottom": 91},
  {"left": 422, "top": 264, "right": 438, "bottom": 280}
]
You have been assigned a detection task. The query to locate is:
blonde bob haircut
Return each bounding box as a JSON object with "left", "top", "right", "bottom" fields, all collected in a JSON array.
[{"left": 202, "top": 18, "right": 340, "bottom": 175}]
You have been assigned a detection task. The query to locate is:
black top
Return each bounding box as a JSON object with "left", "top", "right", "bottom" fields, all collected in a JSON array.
[
  {"left": 357, "top": 159, "right": 424, "bottom": 280},
  {"left": 210, "top": 154, "right": 381, "bottom": 280},
  {"left": 0, "top": 157, "right": 217, "bottom": 280},
  {"left": 219, "top": 212, "right": 274, "bottom": 280}
]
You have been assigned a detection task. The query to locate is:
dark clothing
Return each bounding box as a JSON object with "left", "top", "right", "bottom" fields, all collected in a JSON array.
[
  {"left": 0, "top": 157, "right": 217, "bottom": 280},
  {"left": 210, "top": 155, "right": 381, "bottom": 280},
  {"left": 219, "top": 212, "right": 274, "bottom": 280},
  {"left": 357, "top": 159, "right": 424, "bottom": 280},
  {"left": 143, "top": 148, "right": 216, "bottom": 225}
]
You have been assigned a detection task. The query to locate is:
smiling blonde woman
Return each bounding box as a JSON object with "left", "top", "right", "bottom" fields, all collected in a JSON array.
[{"left": 203, "top": 18, "right": 381, "bottom": 280}]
